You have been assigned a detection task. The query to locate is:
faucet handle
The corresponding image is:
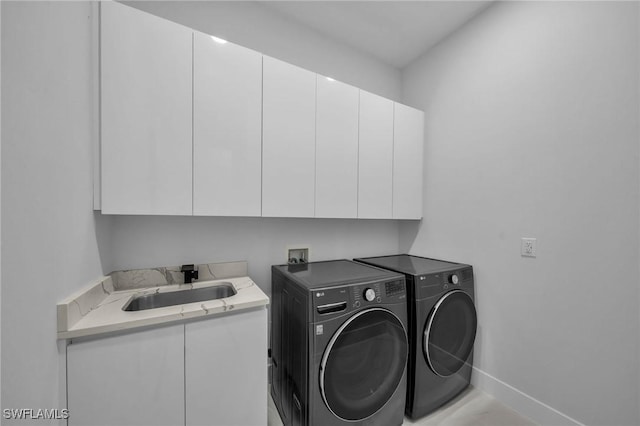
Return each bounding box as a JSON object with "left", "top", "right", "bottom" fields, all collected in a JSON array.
[{"left": 181, "top": 264, "right": 199, "bottom": 284}]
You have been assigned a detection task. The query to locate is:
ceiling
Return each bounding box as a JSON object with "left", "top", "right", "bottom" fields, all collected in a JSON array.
[{"left": 262, "top": 1, "right": 494, "bottom": 69}]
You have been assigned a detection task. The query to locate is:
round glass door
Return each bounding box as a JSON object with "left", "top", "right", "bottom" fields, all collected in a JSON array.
[
  {"left": 320, "top": 308, "right": 408, "bottom": 421},
  {"left": 424, "top": 290, "right": 477, "bottom": 377}
]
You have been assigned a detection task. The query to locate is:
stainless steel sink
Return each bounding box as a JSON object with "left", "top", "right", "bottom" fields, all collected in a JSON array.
[{"left": 123, "top": 283, "right": 236, "bottom": 312}]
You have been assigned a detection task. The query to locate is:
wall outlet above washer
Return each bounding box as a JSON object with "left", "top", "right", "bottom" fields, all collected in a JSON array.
[{"left": 521, "top": 238, "right": 537, "bottom": 257}]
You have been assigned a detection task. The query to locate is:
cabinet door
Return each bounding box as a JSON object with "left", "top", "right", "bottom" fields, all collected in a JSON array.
[
  {"left": 358, "top": 91, "right": 394, "bottom": 218},
  {"left": 393, "top": 103, "right": 424, "bottom": 219},
  {"left": 193, "top": 32, "right": 262, "bottom": 216},
  {"left": 185, "top": 308, "right": 268, "bottom": 426},
  {"left": 101, "top": 2, "right": 192, "bottom": 215},
  {"left": 315, "top": 76, "right": 359, "bottom": 218},
  {"left": 262, "top": 57, "right": 316, "bottom": 217},
  {"left": 67, "top": 325, "right": 184, "bottom": 426}
]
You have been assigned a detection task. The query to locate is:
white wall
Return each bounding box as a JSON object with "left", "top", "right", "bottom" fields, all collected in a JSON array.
[
  {"left": 401, "top": 2, "right": 639, "bottom": 425},
  {"left": 1, "top": 2, "right": 107, "bottom": 423},
  {"left": 109, "top": 216, "right": 401, "bottom": 294},
  {"left": 122, "top": 0, "right": 402, "bottom": 102}
]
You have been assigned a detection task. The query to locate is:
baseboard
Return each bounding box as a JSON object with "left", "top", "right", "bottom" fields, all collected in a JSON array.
[{"left": 471, "top": 367, "right": 585, "bottom": 426}]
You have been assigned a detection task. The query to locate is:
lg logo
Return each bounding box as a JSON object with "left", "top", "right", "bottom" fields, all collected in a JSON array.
[{"left": 316, "top": 292, "right": 325, "bottom": 297}]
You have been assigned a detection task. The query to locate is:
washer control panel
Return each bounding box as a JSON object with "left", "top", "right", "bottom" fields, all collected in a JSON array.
[
  {"left": 313, "top": 278, "right": 406, "bottom": 316},
  {"left": 351, "top": 279, "right": 405, "bottom": 308},
  {"left": 352, "top": 282, "right": 382, "bottom": 306}
]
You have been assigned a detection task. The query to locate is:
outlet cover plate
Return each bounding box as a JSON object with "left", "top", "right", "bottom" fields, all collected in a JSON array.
[
  {"left": 286, "top": 245, "right": 310, "bottom": 264},
  {"left": 521, "top": 238, "right": 537, "bottom": 257}
]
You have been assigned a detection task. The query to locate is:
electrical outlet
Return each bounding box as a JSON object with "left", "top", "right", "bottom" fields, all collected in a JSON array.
[{"left": 521, "top": 238, "right": 537, "bottom": 257}]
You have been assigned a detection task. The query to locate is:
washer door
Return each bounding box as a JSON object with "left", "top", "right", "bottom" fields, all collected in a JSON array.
[
  {"left": 320, "top": 308, "right": 408, "bottom": 422},
  {"left": 424, "top": 290, "right": 477, "bottom": 377}
]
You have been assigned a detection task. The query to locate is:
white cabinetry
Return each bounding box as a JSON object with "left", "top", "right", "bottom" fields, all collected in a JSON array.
[
  {"left": 393, "top": 103, "right": 424, "bottom": 219},
  {"left": 358, "top": 91, "right": 394, "bottom": 219},
  {"left": 315, "top": 76, "right": 359, "bottom": 218},
  {"left": 67, "top": 324, "right": 184, "bottom": 426},
  {"left": 98, "top": 3, "right": 424, "bottom": 220},
  {"left": 185, "top": 309, "right": 268, "bottom": 426},
  {"left": 193, "top": 32, "right": 263, "bottom": 216},
  {"left": 262, "top": 57, "right": 316, "bottom": 217},
  {"left": 67, "top": 308, "right": 269, "bottom": 426},
  {"left": 100, "top": 2, "right": 192, "bottom": 215}
]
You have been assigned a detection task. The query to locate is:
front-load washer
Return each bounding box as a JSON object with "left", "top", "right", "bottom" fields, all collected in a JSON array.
[
  {"left": 354, "top": 255, "right": 477, "bottom": 419},
  {"left": 270, "top": 260, "right": 409, "bottom": 426}
]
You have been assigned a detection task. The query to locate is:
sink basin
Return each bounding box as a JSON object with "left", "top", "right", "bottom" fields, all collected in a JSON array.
[{"left": 123, "top": 283, "right": 236, "bottom": 312}]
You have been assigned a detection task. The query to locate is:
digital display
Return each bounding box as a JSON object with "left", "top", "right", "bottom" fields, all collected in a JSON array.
[{"left": 385, "top": 280, "right": 405, "bottom": 296}]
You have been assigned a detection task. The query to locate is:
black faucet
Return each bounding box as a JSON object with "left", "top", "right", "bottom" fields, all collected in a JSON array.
[{"left": 181, "top": 264, "right": 199, "bottom": 284}]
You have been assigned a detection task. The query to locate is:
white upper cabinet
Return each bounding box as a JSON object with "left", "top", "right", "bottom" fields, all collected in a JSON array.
[
  {"left": 315, "top": 76, "right": 359, "bottom": 218},
  {"left": 193, "top": 32, "right": 262, "bottom": 217},
  {"left": 262, "top": 57, "right": 316, "bottom": 218},
  {"left": 393, "top": 103, "right": 424, "bottom": 219},
  {"left": 358, "top": 90, "right": 394, "bottom": 219},
  {"left": 100, "top": 2, "right": 192, "bottom": 215},
  {"left": 98, "top": 3, "right": 424, "bottom": 220}
]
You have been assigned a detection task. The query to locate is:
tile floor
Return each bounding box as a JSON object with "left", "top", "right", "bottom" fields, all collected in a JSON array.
[{"left": 268, "top": 386, "right": 537, "bottom": 426}]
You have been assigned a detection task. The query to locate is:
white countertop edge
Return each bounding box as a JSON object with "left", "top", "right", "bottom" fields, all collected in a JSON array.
[
  {"left": 57, "top": 299, "right": 269, "bottom": 340},
  {"left": 57, "top": 276, "right": 114, "bottom": 332},
  {"left": 57, "top": 277, "right": 269, "bottom": 340},
  {"left": 58, "top": 277, "right": 107, "bottom": 305}
]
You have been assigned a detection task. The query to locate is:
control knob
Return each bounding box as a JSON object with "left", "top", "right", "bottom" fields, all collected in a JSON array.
[
  {"left": 363, "top": 288, "right": 376, "bottom": 302},
  {"left": 448, "top": 274, "right": 459, "bottom": 285}
]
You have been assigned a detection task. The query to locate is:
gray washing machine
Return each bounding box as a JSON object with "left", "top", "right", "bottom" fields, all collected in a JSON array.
[
  {"left": 271, "top": 260, "right": 409, "bottom": 426},
  {"left": 354, "top": 255, "right": 477, "bottom": 419}
]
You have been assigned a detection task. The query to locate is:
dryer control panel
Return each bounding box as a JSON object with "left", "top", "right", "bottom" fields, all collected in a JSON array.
[
  {"left": 313, "top": 278, "right": 406, "bottom": 318},
  {"left": 416, "top": 266, "right": 474, "bottom": 299}
]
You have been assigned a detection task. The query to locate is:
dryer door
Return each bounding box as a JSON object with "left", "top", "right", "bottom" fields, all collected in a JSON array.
[
  {"left": 320, "top": 307, "right": 408, "bottom": 422},
  {"left": 424, "top": 290, "right": 477, "bottom": 377}
]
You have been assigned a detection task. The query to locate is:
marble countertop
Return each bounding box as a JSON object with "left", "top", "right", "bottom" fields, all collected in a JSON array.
[{"left": 57, "top": 275, "right": 269, "bottom": 340}]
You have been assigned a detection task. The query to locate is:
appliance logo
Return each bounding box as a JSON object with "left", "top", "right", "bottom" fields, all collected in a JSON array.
[
  {"left": 420, "top": 276, "right": 426, "bottom": 281},
  {"left": 316, "top": 292, "right": 325, "bottom": 298}
]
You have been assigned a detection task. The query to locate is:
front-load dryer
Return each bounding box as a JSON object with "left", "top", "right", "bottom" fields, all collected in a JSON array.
[
  {"left": 271, "top": 260, "right": 409, "bottom": 426},
  {"left": 354, "top": 254, "right": 477, "bottom": 419}
]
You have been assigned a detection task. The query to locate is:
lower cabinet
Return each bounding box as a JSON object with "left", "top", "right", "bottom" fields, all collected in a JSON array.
[
  {"left": 67, "top": 308, "right": 267, "bottom": 426},
  {"left": 185, "top": 308, "right": 267, "bottom": 426},
  {"left": 67, "top": 324, "right": 184, "bottom": 426}
]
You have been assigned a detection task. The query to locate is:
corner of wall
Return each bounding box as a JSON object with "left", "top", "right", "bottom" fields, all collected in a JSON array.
[
  {"left": 637, "top": 2, "right": 640, "bottom": 422},
  {"left": 93, "top": 212, "right": 114, "bottom": 275},
  {"left": 471, "top": 368, "right": 585, "bottom": 426},
  {"left": 0, "top": 0, "right": 3, "bottom": 412}
]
